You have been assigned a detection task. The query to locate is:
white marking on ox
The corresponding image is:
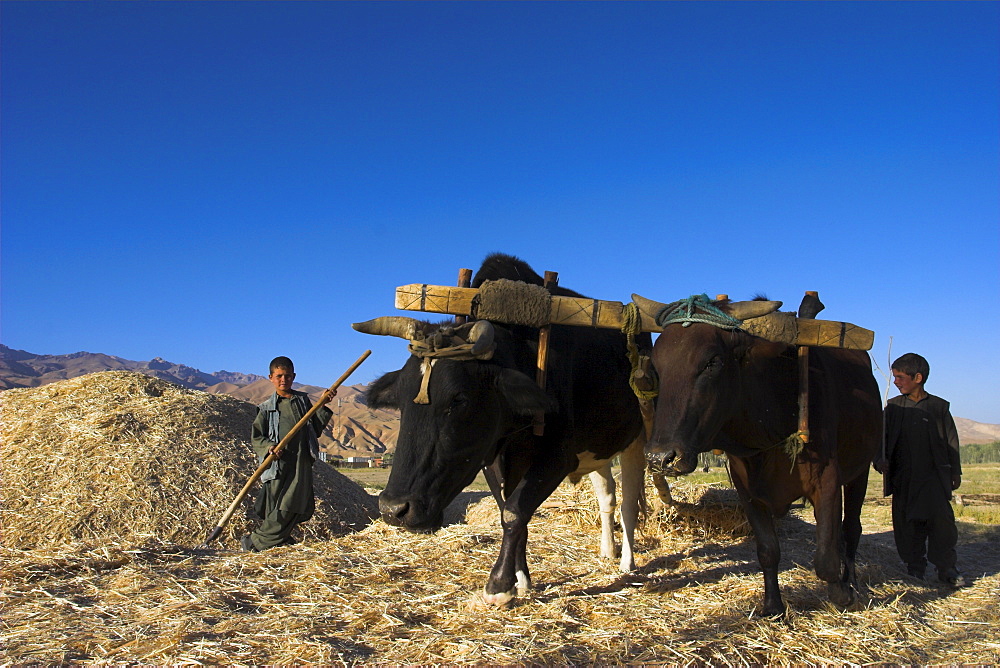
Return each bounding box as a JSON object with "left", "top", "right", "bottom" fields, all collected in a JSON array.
[{"left": 569, "top": 440, "right": 646, "bottom": 574}]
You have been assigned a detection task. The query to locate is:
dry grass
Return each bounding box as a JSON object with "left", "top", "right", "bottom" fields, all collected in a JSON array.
[
  {"left": 0, "top": 371, "right": 377, "bottom": 549},
  {"left": 2, "top": 372, "right": 999, "bottom": 664}
]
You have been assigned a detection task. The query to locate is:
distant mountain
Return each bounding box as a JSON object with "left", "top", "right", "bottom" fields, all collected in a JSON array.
[
  {"left": 0, "top": 344, "right": 266, "bottom": 391},
  {"left": 3, "top": 345, "right": 997, "bottom": 453},
  {"left": 954, "top": 417, "right": 1000, "bottom": 445},
  {"left": 0, "top": 345, "right": 397, "bottom": 457},
  {"left": 203, "top": 378, "right": 399, "bottom": 456}
]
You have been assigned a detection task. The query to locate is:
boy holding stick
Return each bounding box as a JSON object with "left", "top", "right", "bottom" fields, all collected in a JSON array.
[{"left": 242, "top": 356, "right": 335, "bottom": 552}]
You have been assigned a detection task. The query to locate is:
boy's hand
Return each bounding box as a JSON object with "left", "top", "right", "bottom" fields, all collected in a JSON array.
[
  {"left": 320, "top": 389, "right": 337, "bottom": 405},
  {"left": 951, "top": 475, "right": 961, "bottom": 490}
]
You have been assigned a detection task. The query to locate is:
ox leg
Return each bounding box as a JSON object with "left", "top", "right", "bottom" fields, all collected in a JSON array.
[
  {"left": 482, "top": 460, "right": 505, "bottom": 510},
  {"left": 588, "top": 465, "right": 618, "bottom": 562},
  {"left": 731, "top": 461, "right": 784, "bottom": 615},
  {"left": 483, "top": 468, "right": 565, "bottom": 606},
  {"left": 812, "top": 469, "right": 856, "bottom": 609},
  {"left": 840, "top": 471, "right": 870, "bottom": 599},
  {"left": 616, "top": 435, "right": 646, "bottom": 572},
  {"left": 741, "top": 495, "right": 785, "bottom": 616}
]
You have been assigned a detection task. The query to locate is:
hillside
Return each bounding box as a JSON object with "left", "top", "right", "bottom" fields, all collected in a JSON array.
[
  {"left": 2, "top": 345, "right": 998, "bottom": 452},
  {"left": 0, "top": 344, "right": 265, "bottom": 391},
  {"left": 0, "top": 345, "right": 397, "bottom": 457},
  {"left": 203, "top": 379, "right": 399, "bottom": 457}
]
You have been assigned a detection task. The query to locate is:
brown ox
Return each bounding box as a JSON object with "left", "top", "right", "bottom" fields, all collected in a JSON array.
[{"left": 634, "top": 294, "right": 880, "bottom": 616}]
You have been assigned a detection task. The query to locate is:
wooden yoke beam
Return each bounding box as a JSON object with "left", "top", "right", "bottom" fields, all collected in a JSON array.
[{"left": 393, "top": 283, "right": 874, "bottom": 351}]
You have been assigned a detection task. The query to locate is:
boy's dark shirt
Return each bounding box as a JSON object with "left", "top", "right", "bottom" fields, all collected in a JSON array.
[
  {"left": 880, "top": 393, "right": 961, "bottom": 507},
  {"left": 272, "top": 395, "right": 316, "bottom": 515},
  {"left": 251, "top": 391, "right": 332, "bottom": 517}
]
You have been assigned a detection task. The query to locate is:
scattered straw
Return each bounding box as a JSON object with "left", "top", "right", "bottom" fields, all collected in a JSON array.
[{"left": 2, "top": 372, "right": 998, "bottom": 664}]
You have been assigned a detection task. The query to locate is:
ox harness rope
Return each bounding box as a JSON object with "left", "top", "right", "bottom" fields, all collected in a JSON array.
[
  {"left": 654, "top": 293, "right": 744, "bottom": 331},
  {"left": 407, "top": 329, "right": 495, "bottom": 404},
  {"left": 620, "top": 302, "right": 659, "bottom": 402}
]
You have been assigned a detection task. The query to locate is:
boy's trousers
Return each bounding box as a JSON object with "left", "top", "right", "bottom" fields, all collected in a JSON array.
[{"left": 891, "top": 495, "right": 957, "bottom": 573}]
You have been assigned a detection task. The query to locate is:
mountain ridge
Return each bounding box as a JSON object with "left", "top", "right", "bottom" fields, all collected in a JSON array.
[{"left": 0, "top": 344, "right": 396, "bottom": 457}]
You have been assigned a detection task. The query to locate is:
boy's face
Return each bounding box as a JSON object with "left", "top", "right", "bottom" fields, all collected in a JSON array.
[
  {"left": 270, "top": 366, "right": 295, "bottom": 397},
  {"left": 892, "top": 369, "right": 923, "bottom": 397}
]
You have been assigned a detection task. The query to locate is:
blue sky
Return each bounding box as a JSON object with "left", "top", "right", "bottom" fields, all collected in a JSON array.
[{"left": 2, "top": 2, "right": 998, "bottom": 422}]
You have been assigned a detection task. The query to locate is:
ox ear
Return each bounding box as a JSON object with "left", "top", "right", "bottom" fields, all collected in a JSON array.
[
  {"left": 365, "top": 369, "right": 402, "bottom": 410},
  {"left": 496, "top": 368, "right": 559, "bottom": 416}
]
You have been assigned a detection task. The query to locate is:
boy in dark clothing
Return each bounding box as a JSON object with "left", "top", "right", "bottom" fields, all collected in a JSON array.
[
  {"left": 243, "top": 356, "right": 335, "bottom": 552},
  {"left": 873, "top": 353, "right": 962, "bottom": 586}
]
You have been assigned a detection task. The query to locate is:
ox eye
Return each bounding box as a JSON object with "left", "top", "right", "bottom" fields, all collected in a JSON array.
[
  {"left": 444, "top": 393, "right": 469, "bottom": 414},
  {"left": 703, "top": 356, "right": 723, "bottom": 373}
]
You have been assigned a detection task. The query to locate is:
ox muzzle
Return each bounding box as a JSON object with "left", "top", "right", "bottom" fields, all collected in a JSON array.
[{"left": 645, "top": 447, "right": 699, "bottom": 476}]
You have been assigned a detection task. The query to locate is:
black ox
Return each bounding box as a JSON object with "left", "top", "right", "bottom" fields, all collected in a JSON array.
[
  {"left": 634, "top": 294, "right": 880, "bottom": 616},
  {"left": 354, "top": 253, "right": 650, "bottom": 605}
]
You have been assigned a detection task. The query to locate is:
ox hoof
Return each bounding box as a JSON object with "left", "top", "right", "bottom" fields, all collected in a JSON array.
[
  {"left": 482, "top": 588, "right": 516, "bottom": 607},
  {"left": 827, "top": 582, "right": 857, "bottom": 609},
  {"left": 482, "top": 570, "right": 531, "bottom": 607},
  {"left": 754, "top": 598, "right": 787, "bottom": 618}
]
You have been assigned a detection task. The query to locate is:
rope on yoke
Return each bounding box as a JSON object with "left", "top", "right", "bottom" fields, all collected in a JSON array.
[
  {"left": 655, "top": 293, "right": 744, "bottom": 331},
  {"left": 621, "top": 302, "right": 658, "bottom": 401},
  {"left": 407, "top": 331, "right": 495, "bottom": 404}
]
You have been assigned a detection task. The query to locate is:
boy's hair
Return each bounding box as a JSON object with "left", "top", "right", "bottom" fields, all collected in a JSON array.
[
  {"left": 891, "top": 353, "right": 930, "bottom": 383},
  {"left": 269, "top": 356, "right": 295, "bottom": 374}
]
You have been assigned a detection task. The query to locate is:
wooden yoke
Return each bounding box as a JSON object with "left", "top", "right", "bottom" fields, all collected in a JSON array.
[
  {"left": 392, "top": 283, "right": 875, "bottom": 351},
  {"left": 533, "top": 271, "right": 558, "bottom": 436}
]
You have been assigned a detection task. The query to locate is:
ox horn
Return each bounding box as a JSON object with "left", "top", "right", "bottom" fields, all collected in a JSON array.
[
  {"left": 727, "top": 300, "right": 783, "bottom": 321},
  {"left": 352, "top": 316, "right": 426, "bottom": 340},
  {"left": 630, "top": 294, "right": 669, "bottom": 331},
  {"left": 631, "top": 294, "right": 666, "bottom": 320},
  {"left": 632, "top": 294, "right": 784, "bottom": 327},
  {"left": 466, "top": 320, "right": 495, "bottom": 358}
]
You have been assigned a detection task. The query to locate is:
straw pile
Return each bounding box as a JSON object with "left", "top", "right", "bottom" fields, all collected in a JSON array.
[{"left": 0, "top": 371, "right": 378, "bottom": 550}]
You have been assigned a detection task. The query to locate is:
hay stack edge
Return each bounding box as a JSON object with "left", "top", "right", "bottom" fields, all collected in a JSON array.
[{"left": 1, "top": 370, "right": 378, "bottom": 550}]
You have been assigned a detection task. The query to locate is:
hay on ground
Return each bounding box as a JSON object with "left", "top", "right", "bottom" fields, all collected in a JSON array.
[
  {"left": 2, "top": 375, "right": 998, "bottom": 664},
  {"left": 0, "top": 371, "right": 377, "bottom": 550},
  {"left": 2, "top": 473, "right": 998, "bottom": 665}
]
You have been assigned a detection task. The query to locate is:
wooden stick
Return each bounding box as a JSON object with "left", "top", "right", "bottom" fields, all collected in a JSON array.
[
  {"left": 199, "top": 350, "right": 372, "bottom": 548},
  {"left": 796, "top": 291, "right": 819, "bottom": 444},
  {"left": 454, "top": 268, "right": 472, "bottom": 325},
  {"left": 533, "top": 271, "right": 558, "bottom": 436}
]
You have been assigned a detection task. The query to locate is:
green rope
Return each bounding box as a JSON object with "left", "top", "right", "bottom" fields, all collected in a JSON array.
[
  {"left": 621, "top": 302, "right": 658, "bottom": 401},
  {"left": 655, "top": 294, "right": 743, "bottom": 330}
]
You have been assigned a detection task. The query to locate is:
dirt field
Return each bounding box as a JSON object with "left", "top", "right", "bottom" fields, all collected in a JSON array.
[{"left": 3, "top": 469, "right": 999, "bottom": 665}]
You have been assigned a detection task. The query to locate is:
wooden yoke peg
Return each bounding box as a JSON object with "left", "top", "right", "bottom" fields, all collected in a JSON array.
[
  {"left": 454, "top": 268, "right": 472, "bottom": 325},
  {"left": 533, "top": 271, "right": 558, "bottom": 436},
  {"left": 796, "top": 291, "right": 821, "bottom": 444}
]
